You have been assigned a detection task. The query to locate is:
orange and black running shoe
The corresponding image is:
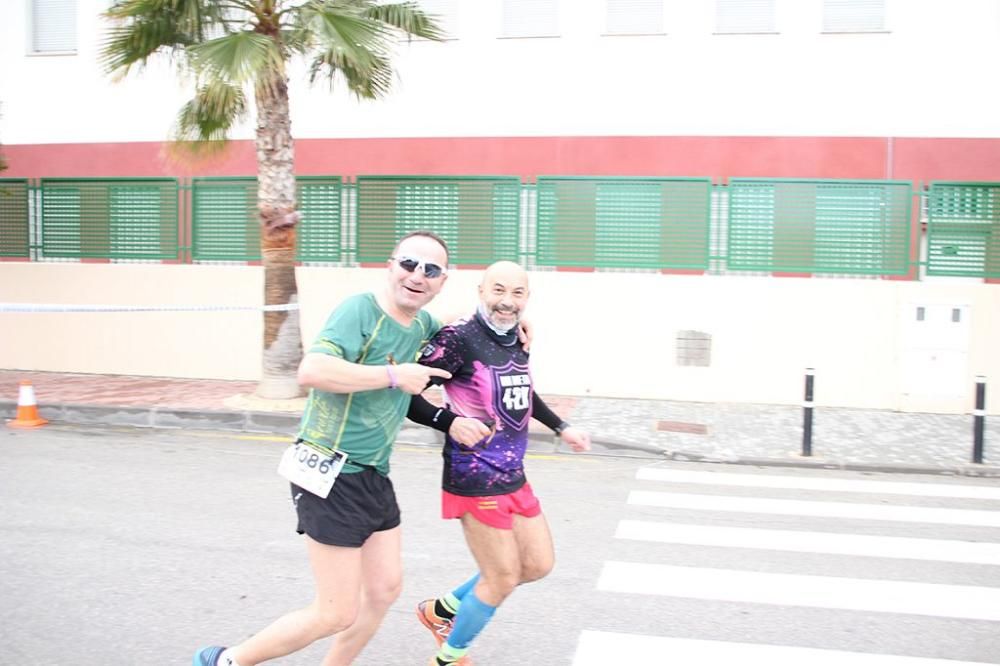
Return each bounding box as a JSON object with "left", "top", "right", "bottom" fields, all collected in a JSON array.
[
  {"left": 416, "top": 599, "right": 454, "bottom": 647},
  {"left": 417, "top": 599, "right": 474, "bottom": 665}
]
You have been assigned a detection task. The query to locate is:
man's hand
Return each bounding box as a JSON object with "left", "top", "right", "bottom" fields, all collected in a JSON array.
[
  {"left": 448, "top": 417, "right": 493, "bottom": 447},
  {"left": 517, "top": 317, "right": 534, "bottom": 352},
  {"left": 393, "top": 364, "right": 451, "bottom": 395},
  {"left": 559, "top": 426, "right": 591, "bottom": 452}
]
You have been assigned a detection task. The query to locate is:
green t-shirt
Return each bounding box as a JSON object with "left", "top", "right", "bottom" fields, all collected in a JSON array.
[{"left": 296, "top": 293, "right": 440, "bottom": 475}]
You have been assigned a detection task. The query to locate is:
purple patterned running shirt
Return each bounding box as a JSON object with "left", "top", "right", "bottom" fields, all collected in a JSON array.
[{"left": 419, "top": 313, "right": 532, "bottom": 496}]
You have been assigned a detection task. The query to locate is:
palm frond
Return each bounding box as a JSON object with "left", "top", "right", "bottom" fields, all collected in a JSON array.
[
  {"left": 364, "top": 1, "right": 444, "bottom": 41},
  {"left": 189, "top": 31, "right": 286, "bottom": 85},
  {"left": 309, "top": 47, "right": 392, "bottom": 98},
  {"left": 173, "top": 78, "right": 248, "bottom": 145},
  {"left": 101, "top": 0, "right": 227, "bottom": 75},
  {"left": 296, "top": 1, "right": 408, "bottom": 95}
]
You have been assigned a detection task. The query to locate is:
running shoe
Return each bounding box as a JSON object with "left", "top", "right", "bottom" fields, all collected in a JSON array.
[
  {"left": 428, "top": 657, "right": 473, "bottom": 666},
  {"left": 417, "top": 600, "right": 473, "bottom": 665},
  {"left": 192, "top": 646, "right": 227, "bottom": 666},
  {"left": 416, "top": 598, "right": 454, "bottom": 647}
]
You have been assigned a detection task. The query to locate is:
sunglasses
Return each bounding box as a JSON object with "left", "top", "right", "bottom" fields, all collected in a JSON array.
[{"left": 392, "top": 256, "right": 447, "bottom": 279}]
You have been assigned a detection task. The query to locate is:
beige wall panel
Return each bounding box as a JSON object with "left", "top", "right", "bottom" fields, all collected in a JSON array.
[{"left": 3, "top": 264, "right": 998, "bottom": 414}]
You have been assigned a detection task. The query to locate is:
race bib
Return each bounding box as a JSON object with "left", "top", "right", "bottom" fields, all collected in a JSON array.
[{"left": 277, "top": 440, "right": 348, "bottom": 499}]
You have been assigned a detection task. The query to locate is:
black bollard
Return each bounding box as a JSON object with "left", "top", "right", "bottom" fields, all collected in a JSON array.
[
  {"left": 802, "top": 368, "right": 814, "bottom": 457},
  {"left": 973, "top": 376, "right": 986, "bottom": 464}
]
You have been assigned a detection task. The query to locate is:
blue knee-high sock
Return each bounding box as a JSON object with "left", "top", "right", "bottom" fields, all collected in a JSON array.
[
  {"left": 445, "top": 590, "right": 496, "bottom": 650},
  {"left": 451, "top": 573, "right": 480, "bottom": 601}
]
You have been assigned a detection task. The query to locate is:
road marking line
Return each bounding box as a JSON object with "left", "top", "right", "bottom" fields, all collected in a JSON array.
[
  {"left": 637, "top": 467, "right": 1000, "bottom": 500},
  {"left": 615, "top": 520, "right": 1000, "bottom": 565},
  {"left": 628, "top": 491, "right": 1000, "bottom": 527},
  {"left": 597, "top": 561, "right": 1000, "bottom": 621},
  {"left": 573, "top": 631, "right": 996, "bottom": 666}
]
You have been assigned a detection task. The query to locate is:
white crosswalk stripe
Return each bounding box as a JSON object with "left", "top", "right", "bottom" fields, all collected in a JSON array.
[
  {"left": 636, "top": 467, "right": 1000, "bottom": 500},
  {"left": 573, "top": 632, "right": 997, "bottom": 666},
  {"left": 628, "top": 490, "right": 1000, "bottom": 526},
  {"left": 596, "top": 561, "right": 1000, "bottom": 621},
  {"left": 573, "top": 464, "right": 1000, "bottom": 665},
  {"left": 615, "top": 520, "right": 1000, "bottom": 565}
]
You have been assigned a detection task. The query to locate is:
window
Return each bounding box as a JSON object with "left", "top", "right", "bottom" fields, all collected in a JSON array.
[
  {"left": 396, "top": 183, "right": 459, "bottom": 251},
  {"left": 715, "top": 0, "right": 776, "bottom": 34},
  {"left": 606, "top": 0, "right": 664, "bottom": 36},
  {"left": 594, "top": 182, "right": 662, "bottom": 266},
  {"left": 31, "top": 0, "right": 77, "bottom": 53},
  {"left": 41, "top": 187, "right": 81, "bottom": 257},
  {"left": 823, "top": 0, "right": 886, "bottom": 33},
  {"left": 110, "top": 187, "right": 164, "bottom": 258},
  {"left": 500, "top": 0, "right": 558, "bottom": 38}
]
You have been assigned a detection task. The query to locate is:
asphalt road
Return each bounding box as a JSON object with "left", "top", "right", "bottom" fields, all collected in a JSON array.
[{"left": 2, "top": 424, "right": 998, "bottom": 665}]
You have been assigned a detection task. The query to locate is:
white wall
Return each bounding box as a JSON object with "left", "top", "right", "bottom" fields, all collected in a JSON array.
[
  {"left": 3, "top": 0, "right": 1000, "bottom": 145},
  {"left": 3, "top": 262, "right": 998, "bottom": 414}
]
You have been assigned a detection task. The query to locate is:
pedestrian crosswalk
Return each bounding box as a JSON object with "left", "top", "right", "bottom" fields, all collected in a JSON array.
[{"left": 572, "top": 464, "right": 1000, "bottom": 665}]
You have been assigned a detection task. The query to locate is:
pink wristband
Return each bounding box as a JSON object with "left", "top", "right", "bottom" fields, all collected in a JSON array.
[{"left": 385, "top": 364, "right": 398, "bottom": 389}]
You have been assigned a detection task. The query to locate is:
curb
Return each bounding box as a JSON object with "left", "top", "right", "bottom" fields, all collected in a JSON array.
[
  {"left": 5, "top": 400, "right": 998, "bottom": 477},
  {"left": 658, "top": 448, "right": 1000, "bottom": 479}
]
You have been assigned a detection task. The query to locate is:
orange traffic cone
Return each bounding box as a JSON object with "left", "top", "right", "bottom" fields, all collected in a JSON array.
[{"left": 7, "top": 380, "right": 48, "bottom": 429}]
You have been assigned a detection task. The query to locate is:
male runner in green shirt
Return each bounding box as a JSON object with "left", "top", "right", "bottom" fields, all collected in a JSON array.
[{"left": 195, "top": 231, "right": 452, "bottom": 666}]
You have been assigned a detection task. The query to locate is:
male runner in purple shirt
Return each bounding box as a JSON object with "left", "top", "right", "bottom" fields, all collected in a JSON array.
[{"left": 407, "top": 260, "right": 591, "bottom": 666}]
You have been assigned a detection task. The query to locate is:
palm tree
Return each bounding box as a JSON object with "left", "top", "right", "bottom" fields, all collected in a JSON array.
[{"left": 101, "top": 0, "right": 442, "bottom": 398}]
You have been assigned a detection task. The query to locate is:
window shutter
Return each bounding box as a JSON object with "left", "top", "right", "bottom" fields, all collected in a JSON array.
[
  {"left": 32, "top": 0, "right": 77, "bottom": 53},
  {"left": 606, "top": 0, "right": 664, "bottom": 36},
  {"left": 715, "top": 0, "right": 776, "bottom": 34},
  {"left": 501, "top": 0, "right": 558, "bottom": 38},
  {"left": 823, "top": 0, "right": 886, "bottom": 33}
]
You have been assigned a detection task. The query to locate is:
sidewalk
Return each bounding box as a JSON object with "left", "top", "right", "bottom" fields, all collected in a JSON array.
[{"left": 2, "top": 369, "right": 998, "bottom": 478}]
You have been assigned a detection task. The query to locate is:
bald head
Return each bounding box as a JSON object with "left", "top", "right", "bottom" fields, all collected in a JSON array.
[
  {"left": 479, "top": 261, "right": 530, "bottom": 332},
  {"left": 481, "top": 261, "right": 528, "bottom": 290}
]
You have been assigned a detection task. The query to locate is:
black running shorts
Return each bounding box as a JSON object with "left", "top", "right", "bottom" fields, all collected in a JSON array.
[{"left": 291, "top": 467, "right": 401, "bottom": 548}]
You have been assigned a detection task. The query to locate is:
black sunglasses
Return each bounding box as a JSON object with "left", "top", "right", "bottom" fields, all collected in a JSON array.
[{"left": 392, "top": 256, "right": 447, "bottom": 278}]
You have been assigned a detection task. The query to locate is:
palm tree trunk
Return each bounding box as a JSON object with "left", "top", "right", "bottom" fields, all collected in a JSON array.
[{"left": 255, "top": 74, "right": 304, "bottom": 399}]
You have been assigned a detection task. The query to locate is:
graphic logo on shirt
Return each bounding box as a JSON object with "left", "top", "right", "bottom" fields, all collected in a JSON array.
[
  {"left": 420, "top": 342, "right": 436, "bottom": 358},
  {"left": 491, "top": 360, "right": 531, "bottom": 430}
]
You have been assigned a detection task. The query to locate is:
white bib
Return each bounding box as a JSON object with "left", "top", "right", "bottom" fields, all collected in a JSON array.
[{"left": 277, "top": 441, "right": 348, "bottom": 499}]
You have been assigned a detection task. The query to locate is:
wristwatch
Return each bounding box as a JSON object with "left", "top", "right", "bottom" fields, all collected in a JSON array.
[{"left": 553, "top": 421, "right": 570, "bottom": 436}]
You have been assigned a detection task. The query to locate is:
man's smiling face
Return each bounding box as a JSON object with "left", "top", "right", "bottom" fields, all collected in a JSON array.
[{"left": 386, "top": 234, "right": 449, "bottom": 316}]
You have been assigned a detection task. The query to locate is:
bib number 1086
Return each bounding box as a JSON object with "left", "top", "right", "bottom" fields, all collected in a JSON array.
[{"left": 277, "top": 441, "right": 347, "bottom": 499}]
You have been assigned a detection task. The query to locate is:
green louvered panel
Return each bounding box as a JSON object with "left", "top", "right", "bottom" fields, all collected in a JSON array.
[
  {"left": 191, "top": 177, "right": 259, "bottom": 261},
  {"left": 296, "top": 177, "right": 343, "bottom": 262},
  {"left": 0, "top": 179, "right": 30, "bottom": 257},
  {"left": 727, "top": 179, "right": 912, "bottom": 274},
  {"left": 926, "top": 183, "right": 1000, "bottom": 278},
  {"left": 39, "top": 178, "right": 179, "bottom": 259},
  {"left": 355, "top": 176, "right": 521, "bottom": 264},
  {"left": 535, "top": 177, "right": 711, "bottom": 269}
]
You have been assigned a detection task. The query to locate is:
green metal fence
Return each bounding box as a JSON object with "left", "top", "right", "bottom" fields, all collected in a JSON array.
[
  {"left": 727, "top": 178, "right": 913, "bottom": 275},
  {"left": 355, "top": 176, "right": 521, "bottom": 264},
  {"left": 191, "top": 177, "right": 260, "bottom": 261},
  {"left": 38, "top": 178, "right": 180, "bottom": 259},
  {"left": 296, "top": 177, "right": 344, "bottom": 262},
  {"left": 926, "top": 182, "right": 1000, "bottom": 278},
  {"left": 535, "top": 177, "right": 712, "bottom": 269},
  {"left": 4, "top": 173, "right": 1000, "bottom": 280},
  {"left": 0, "top": 178, "right": 30, "bottom": 258}
]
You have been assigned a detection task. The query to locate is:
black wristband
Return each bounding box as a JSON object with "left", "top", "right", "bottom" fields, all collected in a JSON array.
[
  {"left": 407, "top": 393, "right": 458, "bottom": 434},
  {"left": 431, "top": 406, "right": 458, "bottom": 434}
]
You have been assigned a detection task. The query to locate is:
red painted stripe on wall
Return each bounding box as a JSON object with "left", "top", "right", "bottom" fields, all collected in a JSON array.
[{"left": 5, "top": 136, "right": 1000, "bottom": 182}]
